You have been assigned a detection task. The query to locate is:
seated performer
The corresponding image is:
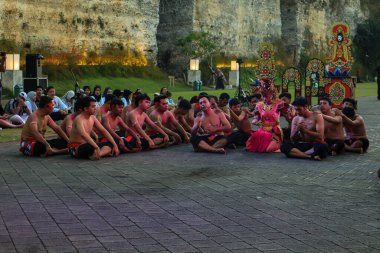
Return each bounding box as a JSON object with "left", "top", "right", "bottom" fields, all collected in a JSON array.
[
  {"left": 191, "top": 95, "right": 231, "bottom": 154},
  {"left": 96, "top": 94, "right": 115, "bottom": 121},
  {"left": 61, "top": 99, "right": 83, "bottom": 137},
  {"left": 68, "top": 97, "right": 119, "bottom": 160},
  {"left": 149, "top": 95, "right": 190, "bottom": 144},
  {"left": 280, "top": 97, "right": 328, "bottom": 160},
  {"left": 279, "top": 92, "right": 295, "bottom": 141},
  {"left": 246, "top": 79, "right": 283, "bottom": 153},
  {"left": 19, "top": 96, "right": 69, "bottom": 157},
  {"left": 335, "top": 98, "right": 369, "bottom": 153},
  {"left": 125, "top": 94, "right": 169, "bottom": 150},
  {"left": 319, "top": 97, "right": 345, "bottom": 155},
  {"left": 172, "top": 99, "right": 194, "bottom": 134},
  {"left": 101, "top": 99, "right": 142, "bottom": 153},
  {"left": 228, "top": 98, "right": 253, "bottom": 146}
]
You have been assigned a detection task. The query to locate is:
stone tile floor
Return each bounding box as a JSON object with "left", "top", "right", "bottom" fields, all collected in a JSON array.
[{"left": 0, "top": 96, "right": 379, "bottom": 252}]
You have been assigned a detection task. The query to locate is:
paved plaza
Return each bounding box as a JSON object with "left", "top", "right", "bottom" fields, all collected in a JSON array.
[{"left": 0, "top": 96, "right": 379, "bottom": 253}]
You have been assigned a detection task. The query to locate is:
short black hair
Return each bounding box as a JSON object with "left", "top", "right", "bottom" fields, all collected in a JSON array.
[
  {"left": 81, "top": 96, "right": 97, "bottom": 108},
  {"left": 219, "top": 92, "right": 230, "bottom": 100},
  {"left": 178, "top": 99, "right": 191, "bottom": 110},
  {"left": 209, "top": 95, "right": 218, "bottom": 103},
  {"left": 36, "top": 85, "right": 44, "bottom": 91},
  {"left": 39, "top": 96, "right": 53, "bottom": 108},
  {"left": 134, "top": 93, "right": 151, "bottom": 107},
  {"left": 113, "top": 89, "right": 123, "bottom": 97},
  {"left": 343, "top": 97, "right": 357, "bottom": 109},
  {"left": 250, "top": 93, "right": 262, "bottom": 100},
  {"left": 190, "top": 96, "right": 198, "bottom": 104},
  {"left": 154, "top": 95, "right": 167, "bottom": 104},
  {"left": 292, "top": 96, "right": 308, "bottom": 107},
  {"left": 229, "top": 98, "right": 240, "bottom": 107},
  {"left": 93, "top": 85, "right": 101, "bottom": 92},
  {"left": 83, "top": 85, "right": 91, "bottom": 91},
  {"left": 199, "top": 94, "right": 210, "bottom": 102},
  {"left": 46, "top": 86, "right": 55, "bottom": 94},
  {"left": 320, "top": 96, "right": 332, "bottom": 106},
  {"left": 199, "top": 92, "right": 208, "bottom": 97},
  {"left": 279, "top": 92, "right": 291, "bottom": 100},
  {"left": 110, "top": 98, "right": 124, "bottom": 108},
  {"left": 105, "top": 94, "right": 116, "bottom": 103},
  {"left": 74, "top": 98, "right": 83, "bottom": 112}
]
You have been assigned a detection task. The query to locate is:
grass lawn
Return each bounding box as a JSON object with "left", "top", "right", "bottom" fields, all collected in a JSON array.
[{"left": 0, "top": 80, "right": 377, "bottom": 143}]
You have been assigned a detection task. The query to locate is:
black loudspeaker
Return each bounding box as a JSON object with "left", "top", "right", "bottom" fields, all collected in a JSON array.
[
  {"left": 23, "top": 77, "right": 48, "bottom": 93},
  {"left": 26, "top": 54, "right": 43, "bottom": 78}
]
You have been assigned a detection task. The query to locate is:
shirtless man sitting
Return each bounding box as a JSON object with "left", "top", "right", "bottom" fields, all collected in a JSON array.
[
  {"left": 335, "top": 98, "right": 369, "bottom": 153},
  {"left": 191, "top": 95, "right": 232, "bottom": 154},
  {"left": 149, "top": 95, "right": 190, "bottom": 145},
  {"left": 102, "top": 99, "right": 142, "bottom": 153},
  {"left": 61, "top": 99, "right": 83, "bottom": 137},
  {"left": 319, "top": 97, "right": 345, "bottom": 155},
  {"left": 280, "top": 97, "right": 328, "bottom": 160},
  {"left": 227, "top": 98, "right": 253, "bottom": 146},
  {"left": 172, "top": 99, "right": 194, "bottom": 134},
  {"left": 96, "top": 94, "right": 115, "bottom": 121},
  {"left": 20, "top": 96, "right": 69, "bottom": 157},
  {"left": 68, "top": 96, "right": 119, "bottom": 160},
  {"left": 125, "top": 94, "right": 169, "bottom": 150}
]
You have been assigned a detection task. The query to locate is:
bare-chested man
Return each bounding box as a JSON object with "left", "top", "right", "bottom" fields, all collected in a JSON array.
[
  {"left": 61, "top": 99, "right": 83, "bottom": 137},
  {"left": 122, "top": 91, "right": 141, "bottom": 123},
  {"left": 191, "top": 95, "right": 232, "bottom": 154},
  {"left": 125, "top": 94, "right": 169, "bottom": 150},
  {"left": 319, "top": 97, "right": 345, "bottom": 155},
  {"left": 149, "top": 95, "right": 190, "bottom": 145},
  {"left": 96, "top": 94, "right": 115, "bottom": 121},
  {"left": 280, "top": 97, "right": 328, "bottom": 160},
  {"left": 227, "top": 98, "right": 253, "bottom": 146},
  {"left": 335, "top": 98, "right": 369, "bottom": 153},
  {"left": 102, "top": 99, "right": 142, "bottom": 153},
  {"left": 279, "top": 92, "right": 295, "bottom": 141},
  {"left": 172, "top": 99, "right": 194, "bottom": 134},
  {"left": 20, "top": 96, "right": 69, "bottom": 157},
  {"left": 69, "top": 96, "right": 119, "bottom": 160}
]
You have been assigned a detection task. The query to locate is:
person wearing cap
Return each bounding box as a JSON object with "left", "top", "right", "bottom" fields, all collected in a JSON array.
[{"left": 9, "top": 91, "right": 32, "bottom": 125}]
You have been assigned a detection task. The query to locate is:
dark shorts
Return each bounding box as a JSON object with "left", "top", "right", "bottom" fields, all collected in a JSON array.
[
  {"left": 280, "top": 141, "right": 328, "bottom": 159},
  {"left": 20, "top": 138, "right": 68, "bottom": 157},
  {"left": 344, "top": 138, "right": 369, "bottom": 152},
  {"left": 326, "top": 139, "right": 345, "bottom": 154},
  {"left": 69, "top": 141, "right": 113, "bottom": 159},
  {"left": 226, "top": 130, "right": 252, "bottom": 146},
  {"left": 190, "top": 134, "right": 226, "bottom": 149}
]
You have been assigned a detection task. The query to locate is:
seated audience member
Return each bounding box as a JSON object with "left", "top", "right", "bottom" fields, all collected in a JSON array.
[
  {"left": 83, "top": 85, "right": 91, "bottom": 97},
  {"left": 35, "top": 85, "right": 45, "bottom": 108},
  {"left": 0, "top": 111, "right": 23, "bottom": 129},
  {"left": 19, "top": 96, "right": 69, "bottom": 157},
  {"left": 166, "top": 91, "right": 176, "bottom": 109},
  {"left": 101, "top": 99, "right": 142, "bottom": 153},
  {"left": 27, "top": 91, "right": 38, "bottom": 113},
  {"left": 191, "top": 95, "right": 231, "bottom": 154},
  {"left": 160, "top": 87, "right": 168, "bottom": 96},
  {"left": 280, "top": 97, "right": 328, "bottom": 160},
  {"left": 68, "top": 96, "right": 119, "bottom": 160},
  {"left": 125, "top": 94, "right": 169, "bottom": 150},
  {"left": 61, "top": 90, "right": 75, "bottom": 113},
  {"left": 335, "top": 98, "right": 369, "bottom": 153},
  {"left": 228, "top": 98, "right": 253, "bottom": 146},
  {"left": 319, "top": 97, "right": 345, "bottom": 155},
  {"left": 123, "top": 89, "right": 132, "bottom": 107},
  {"left": 46, "top": 86, "right": 68, "bottom": 121},
  {"left": 100, "top": 87, "right": 113, "bottom": 105},
  {"left": 279, "top": 92, "right": 295, "bottom": 141},
  {"left": 113, "top": 89, "right": 128, "bottom": 107},
  {"left": 173, "top": 99, "right": 194, "bottom": 134},
  {"left": 92, "top": 85, "right": 102, "bottom": 107},
  {"left": 9, "top": 92, "right": 31, "bottom": 125},
  {"left": 149, "top": 95, "right": 190, "bottom": 145}
]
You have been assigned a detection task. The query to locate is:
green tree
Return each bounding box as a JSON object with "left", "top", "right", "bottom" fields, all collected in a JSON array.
[
  {"left": 353, "top": 12, "right": 380, "bottom": 78},
  {"left": 177, "top": 31, "right": 220, "bottom": 78}
]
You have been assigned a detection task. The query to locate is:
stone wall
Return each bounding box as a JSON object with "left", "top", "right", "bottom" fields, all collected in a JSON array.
[{"left": 0, "top": 0, "right": 160, "bottom": 62}]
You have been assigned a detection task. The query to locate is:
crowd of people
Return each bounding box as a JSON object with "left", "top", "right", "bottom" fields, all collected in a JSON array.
[{"left": 0, "top": 81, "right": 369, "bottom": 161}]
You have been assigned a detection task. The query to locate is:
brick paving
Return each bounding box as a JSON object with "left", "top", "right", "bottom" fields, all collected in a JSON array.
[{"left": 0, "top": 96, "right": 379, "bottom": 253}]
